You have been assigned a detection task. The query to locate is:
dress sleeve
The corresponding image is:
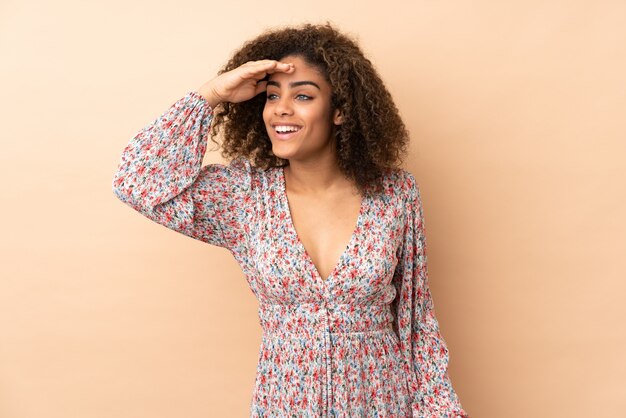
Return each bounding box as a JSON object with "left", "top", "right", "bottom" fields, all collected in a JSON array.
[
  {"left": 111, "top": 91, "right": 254, "bottom": 254},
  {"left": 392, "top": 172, "right": 469, "bottom": 418}
]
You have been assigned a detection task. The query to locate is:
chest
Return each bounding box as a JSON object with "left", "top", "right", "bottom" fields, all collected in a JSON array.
[
  {"left": 245, "top": 174, "right": 406, "bottom": 303},
  {"left": 285, "top": 188, "right": 364, "bottom": 283}
]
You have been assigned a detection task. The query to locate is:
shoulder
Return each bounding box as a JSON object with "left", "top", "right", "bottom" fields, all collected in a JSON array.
[
  {"left": 382, "top": 167, "right": 419, "bottom": 196},
  {"left": 200, "top": 156, "right": 266, "bottom": 191},
  {"left": 222, "top": 156, "right": 270, "bottom": 177},
  {"left": 381, "top": 168, "right": 424, "bottom": 217},
  {"left": 226, "top": 155, "right": 253, "bottom": 171}
]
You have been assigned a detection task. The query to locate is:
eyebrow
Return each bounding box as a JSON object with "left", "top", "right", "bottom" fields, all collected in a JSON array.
[{"left": 266, "top": 80, "right": 321, "bottom": 90}]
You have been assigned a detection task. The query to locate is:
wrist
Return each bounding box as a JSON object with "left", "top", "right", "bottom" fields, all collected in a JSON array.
[{"left": 197, "top": 82, "right": 222, "bottom": 108}]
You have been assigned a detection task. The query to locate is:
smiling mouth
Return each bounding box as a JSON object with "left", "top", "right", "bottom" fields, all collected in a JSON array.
[
  {"left": 272, "top": 125, "right": 303, "bottom": 139},
  {"left": 273, "top": 125, "right": 302, "bottom": 133}
]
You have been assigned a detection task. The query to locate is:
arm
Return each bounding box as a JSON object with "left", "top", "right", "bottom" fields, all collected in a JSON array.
[
  {"left": 392, "top": 172, "right": 469, "bottom": 418},
  {"left": 111, "top": 91, "right": 254, "bottom": 252},
  {"left": 112, "top": 60, "right": 296, "bottom": 252}
]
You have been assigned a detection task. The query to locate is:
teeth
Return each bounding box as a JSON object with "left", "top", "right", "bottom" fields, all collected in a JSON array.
[{"left": 275, "top": 125, "right": 301, "bottom": 133}]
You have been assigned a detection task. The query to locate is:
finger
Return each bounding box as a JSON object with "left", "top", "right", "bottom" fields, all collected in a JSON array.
[
  {"left": 241, "top": 61, "right": 278, "bottom": 79},
  {"left": 266, "top": 63, "right": 295, "bottom": 74},
  {"left": 243, "top": 59, "right": 278, "bottom": 70},
  {"left": 244, "top": 65, "right": 291, "bottom": 81},
  {"left": 254, "top": 80, "right": 268, "bottom": 96},
  {"left": 251, "top": 60, "right": 293, "bottom": 73},
  {"left": 240, "top": 60, "right": 293, "bottom": 83},
  {"left": 245, "top": 59, "right": 275, "bottom": 66}
]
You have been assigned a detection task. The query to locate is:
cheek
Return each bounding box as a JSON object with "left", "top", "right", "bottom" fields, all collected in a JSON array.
[
  {"left": 262, "top": 106, "right": 273, "bottom": 129},
  {"left": 299, "top": 105, "right": 320, "bottom": 122},
  {"left": 262, "top": 105, "right": 269, "bottom": 122},
  {"left": 307, "top": 109, "right": 332, "bottom": 133}
]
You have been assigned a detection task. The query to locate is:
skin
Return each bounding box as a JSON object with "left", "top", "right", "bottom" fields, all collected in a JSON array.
[{"left": 197, "top": 56, "right": 363, "bottom": 281}]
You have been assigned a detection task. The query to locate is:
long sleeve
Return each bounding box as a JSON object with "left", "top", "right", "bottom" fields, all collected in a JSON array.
[
  {"left": 112, "top": 91, "right": 255, "bottom": 255},
  {"left": 392, "top": 172, "right": 469, "bottom": 418}
]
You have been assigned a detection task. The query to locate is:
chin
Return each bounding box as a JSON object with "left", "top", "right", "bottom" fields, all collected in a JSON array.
[
  {"left": 270, "top": 143, "right": 294, "bottom": 160},
  {"left": 274, "top": 151, "right": 297, "bottom": 161}
]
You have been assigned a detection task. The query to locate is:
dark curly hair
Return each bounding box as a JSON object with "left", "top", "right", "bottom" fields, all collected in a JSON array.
[{"left": 209, "top": 21, "right": 410, "bottom": 195}]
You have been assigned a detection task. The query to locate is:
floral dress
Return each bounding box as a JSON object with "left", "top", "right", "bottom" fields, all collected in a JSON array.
[{"left": 112, "top": 91, "right": 469, "bottom": 418}]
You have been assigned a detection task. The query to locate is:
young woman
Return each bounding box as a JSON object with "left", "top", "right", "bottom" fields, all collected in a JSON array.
[{"left": 112, "top": 22, "right": 469, "bottom": 417}]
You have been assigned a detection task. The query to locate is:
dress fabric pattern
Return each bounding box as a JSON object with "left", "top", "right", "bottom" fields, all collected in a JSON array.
[{"left": 112, "top": 91, "right": 469, "bottom": 418}]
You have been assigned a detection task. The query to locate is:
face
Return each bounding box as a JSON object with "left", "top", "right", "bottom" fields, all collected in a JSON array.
[{"left": 263, "top": 55, "right": 343, "bottom": 162}]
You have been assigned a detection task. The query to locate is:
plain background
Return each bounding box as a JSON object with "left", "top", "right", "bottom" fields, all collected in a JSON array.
[{"left": 1, "top": 1, "right": 625, "bottom": 417}]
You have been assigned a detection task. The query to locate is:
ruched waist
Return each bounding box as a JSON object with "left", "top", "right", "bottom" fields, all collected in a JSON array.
[{"left": 258, "top": 302, "right": 394, "bottom": 336}]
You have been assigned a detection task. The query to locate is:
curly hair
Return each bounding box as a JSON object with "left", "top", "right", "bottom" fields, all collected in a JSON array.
[{"left": 209, "top": 21, "right": 410, "bottom": 196}]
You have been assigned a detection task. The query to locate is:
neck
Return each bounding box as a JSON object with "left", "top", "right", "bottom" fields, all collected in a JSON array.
[{"left": 283, "top": 155, "right": 350, "bottom": 196}]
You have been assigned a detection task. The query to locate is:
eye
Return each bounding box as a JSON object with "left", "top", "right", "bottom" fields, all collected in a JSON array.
[{"left": 265, "top": 93, "right": 312, "bottom": 101}]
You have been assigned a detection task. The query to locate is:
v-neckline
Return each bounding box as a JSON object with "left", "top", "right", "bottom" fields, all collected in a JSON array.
[{"left": 278, "top": 165, "right": 367, "bottom": 284}]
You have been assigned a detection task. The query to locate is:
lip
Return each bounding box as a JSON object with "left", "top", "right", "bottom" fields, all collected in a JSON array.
[{"left": 271, "top": 122, "right": 302, "bottom": 127}]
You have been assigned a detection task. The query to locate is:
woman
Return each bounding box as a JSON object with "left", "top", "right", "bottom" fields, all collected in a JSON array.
[{"left": 112, "top": 22, "right": 469, "bottom": 417}]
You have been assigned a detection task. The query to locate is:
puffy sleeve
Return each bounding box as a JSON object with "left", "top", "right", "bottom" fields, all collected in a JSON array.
[
  {"left": 111, "top": 91, "right": 254, "bottom": 255},
  {"left": 391, "top": 172, "right": 469, "bottom": 418}
]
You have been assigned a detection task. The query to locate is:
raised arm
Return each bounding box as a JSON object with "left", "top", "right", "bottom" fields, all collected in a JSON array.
[
  {"left": 112, "top": 91, "right": 253, "bottom": 250},
  {"left": 112, "top": 61, "right": 297, "bottom": 252}
]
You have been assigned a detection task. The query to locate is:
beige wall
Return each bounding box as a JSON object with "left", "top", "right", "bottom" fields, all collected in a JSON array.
[{"left": 1, "top": 1, "right": 625, "bottom": 417}]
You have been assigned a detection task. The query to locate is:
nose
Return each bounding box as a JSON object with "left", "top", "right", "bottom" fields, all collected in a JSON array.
[{"left": 274, "top": 95, "right": 293, "bottom": 116}]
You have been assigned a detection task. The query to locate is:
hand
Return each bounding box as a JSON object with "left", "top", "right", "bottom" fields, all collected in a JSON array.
[{"left": 197, "top": 60, "right": 295, "bottom": 108}]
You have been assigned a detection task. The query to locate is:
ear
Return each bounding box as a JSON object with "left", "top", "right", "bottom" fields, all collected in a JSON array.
[{"left": 333, "top": 108, "right": 344, "bottom": 125}]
